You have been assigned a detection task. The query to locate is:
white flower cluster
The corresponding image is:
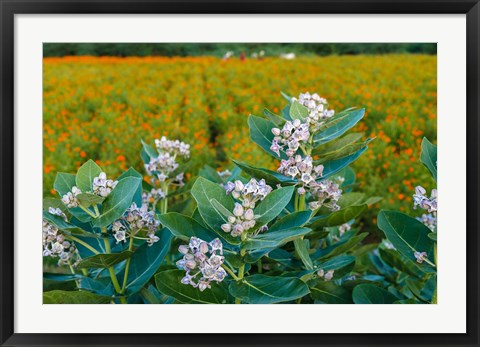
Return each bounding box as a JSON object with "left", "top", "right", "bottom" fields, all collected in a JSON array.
[
  {"left": 338, "top": 223, "right": 351, "bottom": 236},
  {"left": 176, "top": 237, "right": 226, "bottom": 291},
  {"left": 142, "top": 188, "right": 166, "bottom": 206},
  {"left": 112, "top": 202, "right": 160, "bottom": 246},
  {"left": 413, "top": 251, "right": 428, "bottom": 264},
  {"left": 413, "top": 186, "right": 437, "bottom": 213},
  {"left": 217, "top": 169, "right": 232, "bottom": 179},
  {"left": 222, "top": 179, "right": 273, "bottom": 237},
  {"left": 92, "top": 172, "right": 118, "bottom": 197},
  {"left": 296, "top": 92, "right": 335, "bottom": 130},
  {"left": 308, "top": 180, "right": 342, "bottom": 211},
  {"left": 155, "top": 136, "right": 190, "bottom": 158},
  {"left": 146, "top": 137, "right": 189, "bottom": 186},
  {"left": 317, "top": 268, "right": 335, "bottom": 281},
  {"left": 48, "top": 207, "right": 67, "bottom": 221},
  {"left": 61, "top": 186, "right": 82, "bottom": 208},
  {"left": 42, "top": 219, "right": 79, "bottom": 266},
  {"left": 270, "top": 119, "right": 310, "bottom": 157},
  {"left": 417, "top": 213, "right": 437, "bottom": 231},
  {"left": 278, "top": 155, "right": 324, "bottom": 183}
]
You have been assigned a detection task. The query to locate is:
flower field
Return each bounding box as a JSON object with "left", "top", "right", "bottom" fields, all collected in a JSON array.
[{"left": 43, "top": 55, "right": 437, "bottom": 226}]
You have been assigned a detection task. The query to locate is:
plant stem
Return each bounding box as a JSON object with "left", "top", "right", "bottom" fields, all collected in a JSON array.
[
  {"left": 235, "top": 249, "right": 246, "bottom": 304},
  {"left": 121, "top": 236, "right": 135, "bottom": 294},
  {"left": 67, "top": 260, "right": 80, "bottom": 288},
  {"left": 67, "top": 235, "right": 100, "bottom": 255},
  {"left": 93, "top": 205, "right": 100, "bottom": 217},
  {"left": 101, "top": 227, "right": 123, "bottom": 303},
  {"left": 257, "top": 259, "right": 262, "bottom": 274},
  {"left": 221, "top": 264, "right": 239, "bottom": 281},
  {"left": 79, "top": 205, "right": 97, "bottom": 219}
]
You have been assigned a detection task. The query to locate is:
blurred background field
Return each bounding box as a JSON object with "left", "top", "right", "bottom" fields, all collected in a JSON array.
[{"left": 43, "top": 43, "right": 437, "bottom": 230}]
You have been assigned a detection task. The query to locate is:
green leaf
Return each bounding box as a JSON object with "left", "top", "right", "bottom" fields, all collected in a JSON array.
[
  {"left": 243, "top": 227, "right": 311, "bottom": 250},
  {"left": 294, "top": 238, "right": 314, "bottom": 270},
  {"left": 316, "top": 232, "right": 368, "bottom": 260},
  {"left": 379, "top": 248, "right": 423, "bottom": 278},
  {"left": 125, "top": 229, "right": 172, "bottom": 294},
  {"left": 289, "top": 100, "right": 309, "bottom": 121},
  {"left": 310, "top": 205, "right": 367, "bottom": 229},
  {"left": 158, "top": 212, "right": 218, "bottom": 242},
  {"left": 406, "top": 275, "right": 436, "bottom": 302},
  {"left": 43, "top": 290, "right": 111, "bottom": 304},
  {"left": 280, "top": 91, "right": 293, "bottom": 103},
  {"left": 191, "top": 177, "right": 240, "bottom": 245},
  {"left": 248, "top": 115, "right": 288, "bottom": 160},
  {"left": 42, "top": 210, "right": 98, "bottom": 238},
  {"left": 76, "top": 251, "right": 132, "bottom": 269},
  {"left": 352, "top": 284, "right": 398, "bottom": 304},
  {"left": 317, "top": 255, "right": 356, "bottom": 277},
  {"left": 254, "top": 186, "right": 295, "bottom": 226},
  {"left": 198, "top": 165, "right": 224, "bottom": 183},
  {"left": 210, "top": 198, "right": 234, "bottom": 219},
  {"left": 312, "top": 132, "right": 364, "bottom": 156},
  {"left": 318, "top": 146, "right": 368, "bottom": 180},
  {"left": 313, "top": 108, "right": 365, "bottom": 145},
  {"left": 43, "top": 197, "right": 71, "bottom": 219},
  {"left": 315, "top": 138, "right": 374, "bottom": 164},
  {"left": 75, "top": 159, "right": 102, "bottom": 192},
  {"left": 377, "top": 211, "right": 435, "bottom": 272},
  {"left": 232, "top": 160, "right": 295, "bottom": 186},
  {"left": 116, "top": 167, "right": 143, "bottom": 206},
  {"left": 94, "top": 177, "right": 142, "bottom": 228},
  {"left": 141, "top": 139, "right": 158, "bottom": 162},
  {"left": 269, "top": 211, "right": 312, "bottom": 231},
  {"left": 228, "top": 274, "right": 310, "bottom": 304},
  {"left": 155, "top": 269, "right": 231, "bottom": 304},
  {"left": 76, "top": 193, "right": 105, "bottom": 207},
  {"left": 54, "top": 172, "right": 76, "bottom": 196},
  {"left": 43, "top": 273, "right": 83, "bottom": 282},
  {"left": 311, "top": 282, "right": 352, "bottom": 304},
  {"left": 263, "top": 108, "right": 286, "bottom": 126},
  {"left": 420, "top": 137, "right": 437, "bottom": 181}
]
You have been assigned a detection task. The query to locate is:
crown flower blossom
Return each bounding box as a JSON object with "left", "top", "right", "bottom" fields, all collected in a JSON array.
[
  {"left": 61, "top": 186, "right": 82, "bottom": 208},
  {"left": 413, "top": 186, "right": 437, "bottom": 213},
  {"left": 92, "top": 172, "right": 118, "bottom": 197},
  {"left": 48, "top": 207, "right": 67, "bottom": 221},
  {"left": 270, "top": 119, "right": 310, "bottom": 157},
  {"left": 176, "top": 237, "right": 227, "bottom": 291},
  {"left": 222, "top": 179, "right": 273, "bottom": 237},
  {"left": 296, "top": 92, "right": 335, "bottom": 131},
  {"left": 42, "top": 219, "right": 80, "bottom": 266}
]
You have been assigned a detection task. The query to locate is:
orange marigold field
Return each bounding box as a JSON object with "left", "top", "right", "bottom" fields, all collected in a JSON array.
[{"left": 43, "top": 55, "right": 436, "bottom": 224}]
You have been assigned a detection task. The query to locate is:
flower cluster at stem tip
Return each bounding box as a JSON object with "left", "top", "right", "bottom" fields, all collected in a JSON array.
[
  {"left": 145, "top": 136, "right": 190, "bottom": 186},
  {"left": 176, "top": 237, "right": 226, "bottom": 291},
  {"left": 222, "top": 179, "right": 273, "bottom": 237},
  {"left": 43, "top": 218, "right": 80, "bottom": 266},
  {"left": 61, "top": 172, "right": 118, "bottom": 207}
]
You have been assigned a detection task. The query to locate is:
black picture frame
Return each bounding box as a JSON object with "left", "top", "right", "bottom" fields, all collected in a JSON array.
[{"left": 1, "top": 1, "right": 479, "bottom": 346}]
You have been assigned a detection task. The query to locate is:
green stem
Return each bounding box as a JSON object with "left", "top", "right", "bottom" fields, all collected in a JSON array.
[
  {"left": 257, "top": 259, "right": 263, "bottom": 274},
  {"left": 101, "top": 227, "right": 123, "bottom": 303},
  {"left": 235, "top": 249, "right": 246, "bottom": 304},
  {"left": 121, "top": 236, "right": 135, "bottom": 294},
  {"left": 79, "top": 205, "right": 97, "bottom": 218},
  {"left": 67, "top": 260, "right": 80, "bottom": 288},
  {"left": 67, "top": 235, "right": 100, "bottom": 255},
  {"left": 221, "top": 264, "right": 239, "bottom": 281},
  {"left": 93, "top": 205, "right": 100, "bottom": 217}
]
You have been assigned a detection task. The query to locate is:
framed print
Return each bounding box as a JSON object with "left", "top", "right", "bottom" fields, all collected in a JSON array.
[{"left": 1, "top": 0, "right": 479, "bottom": 346}]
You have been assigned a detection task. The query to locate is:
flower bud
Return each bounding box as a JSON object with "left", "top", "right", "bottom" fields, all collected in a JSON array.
[
  {"left": 234, "top": 180, "right": 244, "bottom": 192},
  {"left": 199, "top": 242, "right": 209, "bottom": 254},
  {"left": 271, "top": 128, "right": 281, "bottom": 136},
  {"left": 233, "top": 203, "right": 244, "bottom": 217},
  {"left": 228, "top": 216, "right": 236, "bottom": 224},
  {"left": 221, "top": 223, "right": 231, "bottom": 233},
  {"left": 244, "top": 209, "right": 254, "bottom": 221},
  {"left": 178, "top": 244, "right": 189, "bottom": 254}
]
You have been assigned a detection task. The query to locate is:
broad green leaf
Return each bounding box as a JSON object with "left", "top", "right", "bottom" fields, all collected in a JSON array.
[
  {"left": 248, "top": 115, "right": 288, "bottom": 160},
  {"left": 294, "top": 238, "right": 314, "bottom": 270},
  {"left": 228, "top": 274, "right": 310, "bottom": 304},
  {"left": 158, "top": 212, "right": 218, "bottom": 242},
  {"left": 210, "top": 198, "right": 234, "bottom": 219},
  {"left": 79, "top": 277, "right": 114, "bottom": 296},
  {"left": 155, "top": 269, "right": 231, "bottom": 304},
  {"left": 312, "top": 132, "right": 364, "bottom": 156},
  {"left": 125, "top": 229, "right": 172, "bottom": 294},
  {"left": 75, "top": 159, "right": 102, "bottom": 192},
  {"left": 318, "top": 146, "right": 368, "bottom": 180},
  {"left": 232, "top": 160, "right": 295, "bottom": 186},
  {"left": 43, "top": 290, "right": 111, "bottom": 304},
  {"left": 317, "top": 255, "right": 356, "bottom": 278},
  {"left": 377, "top": 211, "right": 435, "bottom": 272},
  {"left": 313, "top": 108, "right": 365, "bottom": 145},
  {"left": 254, "top": 186, "right": 295, "bottom": 225},
  {"left": 77, "top": 251, "right": 132, "bottom": 269},
  {"left": 263, "top": 108, "right": 286, "bottom": 126},
  {"left": 428, "top": 232, "right": 437, "bottom": 241},
  {"left": 315, "top": 138, "right": 374, "bottom": 164},
  {"left": 289, "top": 100, "right": 309, "bottom": 121},
  {"left": 76, "top": 193, "right": 105, "bottom": 207},
  {"left": 141, "top": 139, "right": 158, "bottom": 161},
  {"left": 310, "top": 205, "right": 367, "bottom": 229},
  {"left": 54, "top": 172, "right": 76, "bottom": 196},
  {"left": 42, "top": 211, "right": 98, "bottom": 238},
  {"left": 116, "top": 167, "right": 143, "bottom": 206},
  {"left": 352, "top": 284, "right": 398, "bottom": 304},
  {"left": 243, "top": 227, "right": 311, "bottom": 250},
  {"left": 406, "top": 275, "right": 436, "bottom": 302},
  {"left": 379, "top": 248, "right": 423, "bottom": 278},
  {"left": 311, "top": 281, "right": 352, "bottom": 304},
  {"left": 43, "top": 273, "right": 83, "bottom": 282},
  {"left": 316, "top": 232, "right": 368, "bottom": 260},
  {"left": 94, "top": 177, "right": 142, "bottom": 228},
  {"left": 420, "top": 137, "right": 437, "bottom": 181},
  {"left": 198, "top": 165, "right": 224, "bottom": 183},
  {"left": 43, "top": 197, "right": 71, "bottom": 219},
  {"left": 269, "top": 211, "right": 312, "bottom": 231},
  {"left": 191, "top": 177, "right": 240, "bottom": 245},
  {"left": 337, "top": 192, "right": 365, "bottom": 207},
  {"left": 74, "top": 236, "right": 108, "bottom": 258}
]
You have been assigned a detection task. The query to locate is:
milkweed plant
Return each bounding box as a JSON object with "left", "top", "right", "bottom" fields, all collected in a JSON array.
[{"left": 43, "top": 92, "right": 436, "bottom": 304}]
